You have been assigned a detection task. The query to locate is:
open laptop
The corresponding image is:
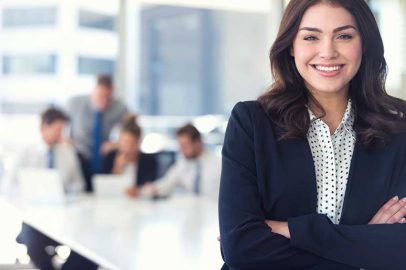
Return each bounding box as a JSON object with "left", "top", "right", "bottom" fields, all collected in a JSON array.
[
  {"left": 17, "top": 168, "right": 67, "bottom": 205},
  {"left": 93, "top": 174, "right": 133, "bottom": 198}
]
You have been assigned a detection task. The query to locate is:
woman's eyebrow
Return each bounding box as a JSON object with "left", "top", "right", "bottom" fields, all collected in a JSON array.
[{"left": 298, "top": 25, "right": 357, "bottom": 33}]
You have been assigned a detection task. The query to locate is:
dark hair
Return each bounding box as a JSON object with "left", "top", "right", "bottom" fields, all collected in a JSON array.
[
  {"left": 41, "top": 107, "right": 69, "bottom": 125},
  {"left": 176, "top": 124, "right": 201, "bottom": 142},
  {"left": 258, "top": 0, "right": 406, "bottom": 149},
  {"left": 121, "top": 114, "right": 141, "bottom": 139},
  {"left": 97, "top": 74, "right": 113, "bottom": 89}
]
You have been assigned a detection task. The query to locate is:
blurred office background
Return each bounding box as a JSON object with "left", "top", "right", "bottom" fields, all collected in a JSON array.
[{"left": 0, "top": 0, "right": 405, "bottom": 266}]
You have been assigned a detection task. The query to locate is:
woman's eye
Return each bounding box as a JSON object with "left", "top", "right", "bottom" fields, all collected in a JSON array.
[
  {"left": 304, "top": 36, "right": 318, "bottom": 41},
  {"left": 337, "top": 34, "right": 353, "bottom": 40}
]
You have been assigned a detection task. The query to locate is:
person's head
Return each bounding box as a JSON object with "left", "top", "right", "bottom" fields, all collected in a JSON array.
[
  {"left": 92, "top": 74, "right": 113, "bottom": 112},
  {"left": 291, "top": 1, "right": 363, "bottom": 98},
  {"left": 258, "top": 0, "right": 406, "bottom": 148},
  {"left": 40, "top": 107, "right": 69, "bottom": 147},
  {"left": 118, "top": 114, "right": 142, "bottom": 157},
  {"left": 176, "top": 124, "right": 203, "bottom": 160},
  {"left": 271, "top": 0, "right": 381, "bottom": 98}
]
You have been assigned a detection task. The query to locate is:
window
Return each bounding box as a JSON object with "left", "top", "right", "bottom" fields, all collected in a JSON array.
[
  {"left": 140, "top": 6, "right": 269, "bottom": 115},
  {"left": 3, "top": 54, "right": 57, "bottom": 75},
  {"left": 2, "top": 7, "right": 57, "bottom": 27},
  {"left": 78, "top": 56, "right": 115, "bottom": 75},
  {"left": 78, "top": 10, "right": 115, "bottom": 31}
]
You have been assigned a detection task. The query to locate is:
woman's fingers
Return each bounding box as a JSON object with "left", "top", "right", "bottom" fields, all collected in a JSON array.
[
  {"left": 380, "top": 198, "right": 406, "bottom": 223},
  {"left": 386, "top": 201, "right": 406, "bottom": 224},
  {"left": 369, "top": 196, "right": 399, "bottom": 224},
  {"left": 369, "top": 196, "right": 406, "bottom": 224}
]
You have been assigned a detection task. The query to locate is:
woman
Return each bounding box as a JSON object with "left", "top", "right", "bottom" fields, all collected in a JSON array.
[
  {"left": 104, "top": 114, "right": 158, "bottom": 197},
  {"left": 219, "top": 0, "right": 406, "bottom": 269}
]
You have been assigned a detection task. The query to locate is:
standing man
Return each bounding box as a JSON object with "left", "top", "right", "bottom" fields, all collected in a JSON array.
[
  {"left": 68, "top": 75, "right": 127, "bottom": 192},
  {"left": 133, "top": 124, "right": 221, "bottom": 200}
]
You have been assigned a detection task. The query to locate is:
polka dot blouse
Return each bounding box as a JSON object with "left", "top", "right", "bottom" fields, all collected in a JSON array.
[{"left": 307, "top": 100, "right": 356, "bottom": 224}]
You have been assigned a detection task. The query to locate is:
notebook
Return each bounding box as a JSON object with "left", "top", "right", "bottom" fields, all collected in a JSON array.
[
  {"left": 92, "top": 174, "right": 133, "bottom": 197},
  {"left": 17, "top": 168, "right": 66, "bottom": 205}
]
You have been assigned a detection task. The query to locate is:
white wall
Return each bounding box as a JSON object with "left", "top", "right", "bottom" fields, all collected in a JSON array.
[{"left": 372, "top": 0, "right": 405, "bottom": 99}]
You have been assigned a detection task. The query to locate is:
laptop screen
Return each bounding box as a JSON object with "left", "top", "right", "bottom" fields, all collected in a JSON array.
[{"left": 17, "top": 168, "right": 66, "bottom": 205}]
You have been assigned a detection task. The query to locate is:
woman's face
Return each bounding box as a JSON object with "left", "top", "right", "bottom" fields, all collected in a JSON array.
[
  {"left": 291, "top": 3, "right": 362, "bottom": 99},
  {"left": 118, "top": 132, "right": 140, "bottom": 156}
]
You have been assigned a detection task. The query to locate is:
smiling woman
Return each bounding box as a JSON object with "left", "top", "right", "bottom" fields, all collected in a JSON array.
[
  {"left": 290, "top": 3, "right": 363, "bottom": 137},
  {"left": 292, "top": 4, "right": 363, "bottom": 101},
  {"left": 219, "top": 0, "right": 406, "bottom": 269}
]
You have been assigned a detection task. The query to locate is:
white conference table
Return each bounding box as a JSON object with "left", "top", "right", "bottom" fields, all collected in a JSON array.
[{"left": 4, "top": 195, "right": 223, "bottom": 270}]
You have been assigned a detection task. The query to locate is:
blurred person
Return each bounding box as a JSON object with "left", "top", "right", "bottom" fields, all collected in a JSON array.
[
  {"left": 136, "top": 123, "right": 221, "bottom": 199},
  {"left": 8, "top": 107, "right": 83, "bottom": 194},
  {"left": 103, "top": 114, "right": 159, "bottom": 196},
  {"left": 8, "top": 107, "right": 97, "bottom": 270},
  {"left": 68, "top": 74, "right": 127, "bottom": 192}
]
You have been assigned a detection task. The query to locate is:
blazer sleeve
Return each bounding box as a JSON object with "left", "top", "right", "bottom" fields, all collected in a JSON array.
[
  {"left": 219, "top": 102, "right": 353, "bottom": 270},
  {"left": 145, "top": 153, "right": 159, "bottom": 182},
  {"left": 136, "top": 153, "right": 158, "bottom": 186},
  {"left": 289, "top": 213, "right": 406, "bottom": 269}
]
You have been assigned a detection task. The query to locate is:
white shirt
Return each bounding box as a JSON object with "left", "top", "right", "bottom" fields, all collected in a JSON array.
[
  {"left": 7, "top": 141, "right": 84, "bottom": 195},
  {"left": 307, "top": 100, "right": 356, "bottom": 224},
  {"left": 141, "top": 151, "right": 221, "bottom": 200},
  {"left": 120, "top": 162, "right": 137, "bottom": 181}
]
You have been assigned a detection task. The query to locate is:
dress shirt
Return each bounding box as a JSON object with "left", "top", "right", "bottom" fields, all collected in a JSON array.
[
  {"left": 307, "top": 100, "right": 356, "bottom": 224},
  {"left": 8, "top": 141, "right": 84, "bottom": 194},
  {"left": 141, "top": 151, "right": 221, "bottom": 199},
  {"left": 68, "top": 95, "right": 127, "bottom": 159}
]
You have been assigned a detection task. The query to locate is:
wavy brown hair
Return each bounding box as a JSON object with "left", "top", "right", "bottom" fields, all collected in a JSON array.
[{"left": 258, "top": 0, "right": 406, "bottom": 149}]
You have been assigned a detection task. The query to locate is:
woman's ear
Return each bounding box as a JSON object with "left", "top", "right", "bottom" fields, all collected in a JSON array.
[{"left": 290, "top": 46, "right": 295, "bottom": 57}]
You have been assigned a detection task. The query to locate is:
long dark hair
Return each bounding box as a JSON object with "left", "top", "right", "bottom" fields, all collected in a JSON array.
[{"left": 258, "top": 0, "right": 406, "bottom": 149}]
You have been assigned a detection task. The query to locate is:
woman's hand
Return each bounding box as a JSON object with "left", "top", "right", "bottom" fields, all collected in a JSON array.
[
  {"left": 265, "top": 220, "right": 291, "bottom": 239},
  {"left": 369, "top": 196, "right": 406, "bottom": 224},
  {"left": 125, "top": 186, "right": 139, "bottom": 198}
]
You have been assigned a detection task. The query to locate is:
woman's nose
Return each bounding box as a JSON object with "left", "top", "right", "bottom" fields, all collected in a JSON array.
[{"left": 319, "top": 39, "right": 339, "bottom": 59}]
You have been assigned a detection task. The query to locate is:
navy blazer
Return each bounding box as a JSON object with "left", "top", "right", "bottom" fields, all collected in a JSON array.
[
  {"left": 104, "top": 151, "right": 158, "bottom": 186},
  {"left": 219, "top": 101, "right": 406, "bottom": 270}
]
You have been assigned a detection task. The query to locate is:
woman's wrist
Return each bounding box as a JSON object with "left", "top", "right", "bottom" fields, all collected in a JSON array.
[{"left": 266, "top": 220, "right": 291, "bottom": 239}]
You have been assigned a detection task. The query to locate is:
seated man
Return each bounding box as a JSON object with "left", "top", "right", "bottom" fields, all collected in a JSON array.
[
  {"left": 134, "top": 124, "right": 221, "bottom": 200},
  {"left": 9, "top": 107, "right": 83, "bottom": 195},
  {"left": 7, "top": 107, "right": 96, "bottom": 270}
]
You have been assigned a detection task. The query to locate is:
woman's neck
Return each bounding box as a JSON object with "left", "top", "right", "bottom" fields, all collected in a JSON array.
[{"left": 309, "top": 94, "right": 349, "bottom": 134}]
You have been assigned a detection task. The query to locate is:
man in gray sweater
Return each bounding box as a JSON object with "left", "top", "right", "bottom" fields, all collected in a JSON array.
[{"left": 68, "top": 75, "right": 127, "bottom": 192}]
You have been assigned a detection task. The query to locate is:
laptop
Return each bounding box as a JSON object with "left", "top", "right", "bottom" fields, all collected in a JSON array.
[
  {"left": 93, "top": 174, "right": 133, "bottom": 198},
  {"left": 17, "top": 168, "right": 66, "bottom": 205}
]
